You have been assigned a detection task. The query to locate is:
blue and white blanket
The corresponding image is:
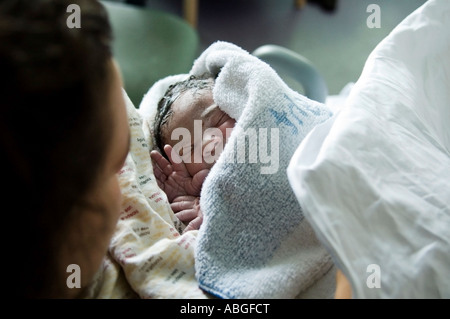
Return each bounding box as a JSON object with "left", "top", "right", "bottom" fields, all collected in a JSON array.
[{"left": 191, "top": 41, "right": 335, "bottom": 299}]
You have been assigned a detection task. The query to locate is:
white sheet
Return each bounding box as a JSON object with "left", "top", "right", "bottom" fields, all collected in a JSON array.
[{"left": 287, "top": 0, "right": 450, "bottom": 298}]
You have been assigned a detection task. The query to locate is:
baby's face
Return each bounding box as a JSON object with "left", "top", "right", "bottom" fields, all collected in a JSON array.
[{"left": 163, "top": 85, "right": 236, "bottom": 177}]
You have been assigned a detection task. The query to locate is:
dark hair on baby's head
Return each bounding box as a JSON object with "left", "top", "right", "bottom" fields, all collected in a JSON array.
[{"left": 153, "top": 73, "right": 215, "bottom": 157}]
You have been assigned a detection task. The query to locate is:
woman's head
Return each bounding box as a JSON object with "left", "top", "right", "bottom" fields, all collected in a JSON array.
[{"left": 0, "top": 0, "right": 129, "bottom": 297}]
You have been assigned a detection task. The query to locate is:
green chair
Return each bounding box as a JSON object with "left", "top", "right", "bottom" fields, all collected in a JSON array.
[
  {"left": 102, "top": 1, "right": 199, "bottom": 107},
  {"left": 253, "top": 44, "right": 328, "bottom": 103}
]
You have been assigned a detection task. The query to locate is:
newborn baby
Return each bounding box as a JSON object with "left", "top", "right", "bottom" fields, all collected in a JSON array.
[{"left": 151, "top": 74, "right": 235, "bottom": 232}]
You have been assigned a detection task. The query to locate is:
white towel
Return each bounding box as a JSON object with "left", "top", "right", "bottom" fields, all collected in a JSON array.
[{"left": 191, "top": 41, "right": 335, "bottom": 298}]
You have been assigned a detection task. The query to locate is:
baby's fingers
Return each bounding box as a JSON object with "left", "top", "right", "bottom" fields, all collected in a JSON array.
[
  {"left": 152, "top": 162, "right": 165, "bottom": 181},
  {"left": 151, "top": 159, "right": 168, "bottom": 191},
  {"left": 164, "top": 145, "right": 190, "bottom": 175},
  {"left": 171, "top": 196, "right": 196, "bottom": 213},
  {"left": 183, "top": 216, "right": 203, "bottom": 233},
  {"left": 175, "top": 209, "right": 197, "bottom": 223},
  {"left": 154, "top": 177, "right": 164, "bottom": 191},
  {"left": 150, "top": 150, "right": 173, "bottom": 177}
]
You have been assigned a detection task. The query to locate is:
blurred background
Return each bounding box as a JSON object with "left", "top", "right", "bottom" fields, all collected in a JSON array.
[{"left": 104, "top": 0, "right": 427, "bottom": 103}]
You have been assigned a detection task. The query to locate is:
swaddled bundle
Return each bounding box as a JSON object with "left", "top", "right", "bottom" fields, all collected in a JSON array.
[{"left": 191, "top": 41, "right": 335, "bottom": 298}]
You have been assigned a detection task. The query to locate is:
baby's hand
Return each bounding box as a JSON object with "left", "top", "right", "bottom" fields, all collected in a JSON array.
[
  {"left": 150, "top": 145, "right": 209, "bottom": 202},
  {"left": 171, "top": 196, "right": 203, "bottom": 233}
]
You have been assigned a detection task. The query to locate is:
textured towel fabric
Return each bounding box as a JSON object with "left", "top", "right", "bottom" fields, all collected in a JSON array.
[{"left": 191, "top": 42, "right": 335, "bottom": 298}]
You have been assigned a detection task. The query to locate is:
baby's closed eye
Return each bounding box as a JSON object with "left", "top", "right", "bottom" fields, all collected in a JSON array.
[{"left": 208, "top": 110, "right": 230, "bottom": 128}]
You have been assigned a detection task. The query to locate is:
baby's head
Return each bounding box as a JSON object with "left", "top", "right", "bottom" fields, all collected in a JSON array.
[{"left": 154, "top": 74, "right": 236, "bottom": 176}]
